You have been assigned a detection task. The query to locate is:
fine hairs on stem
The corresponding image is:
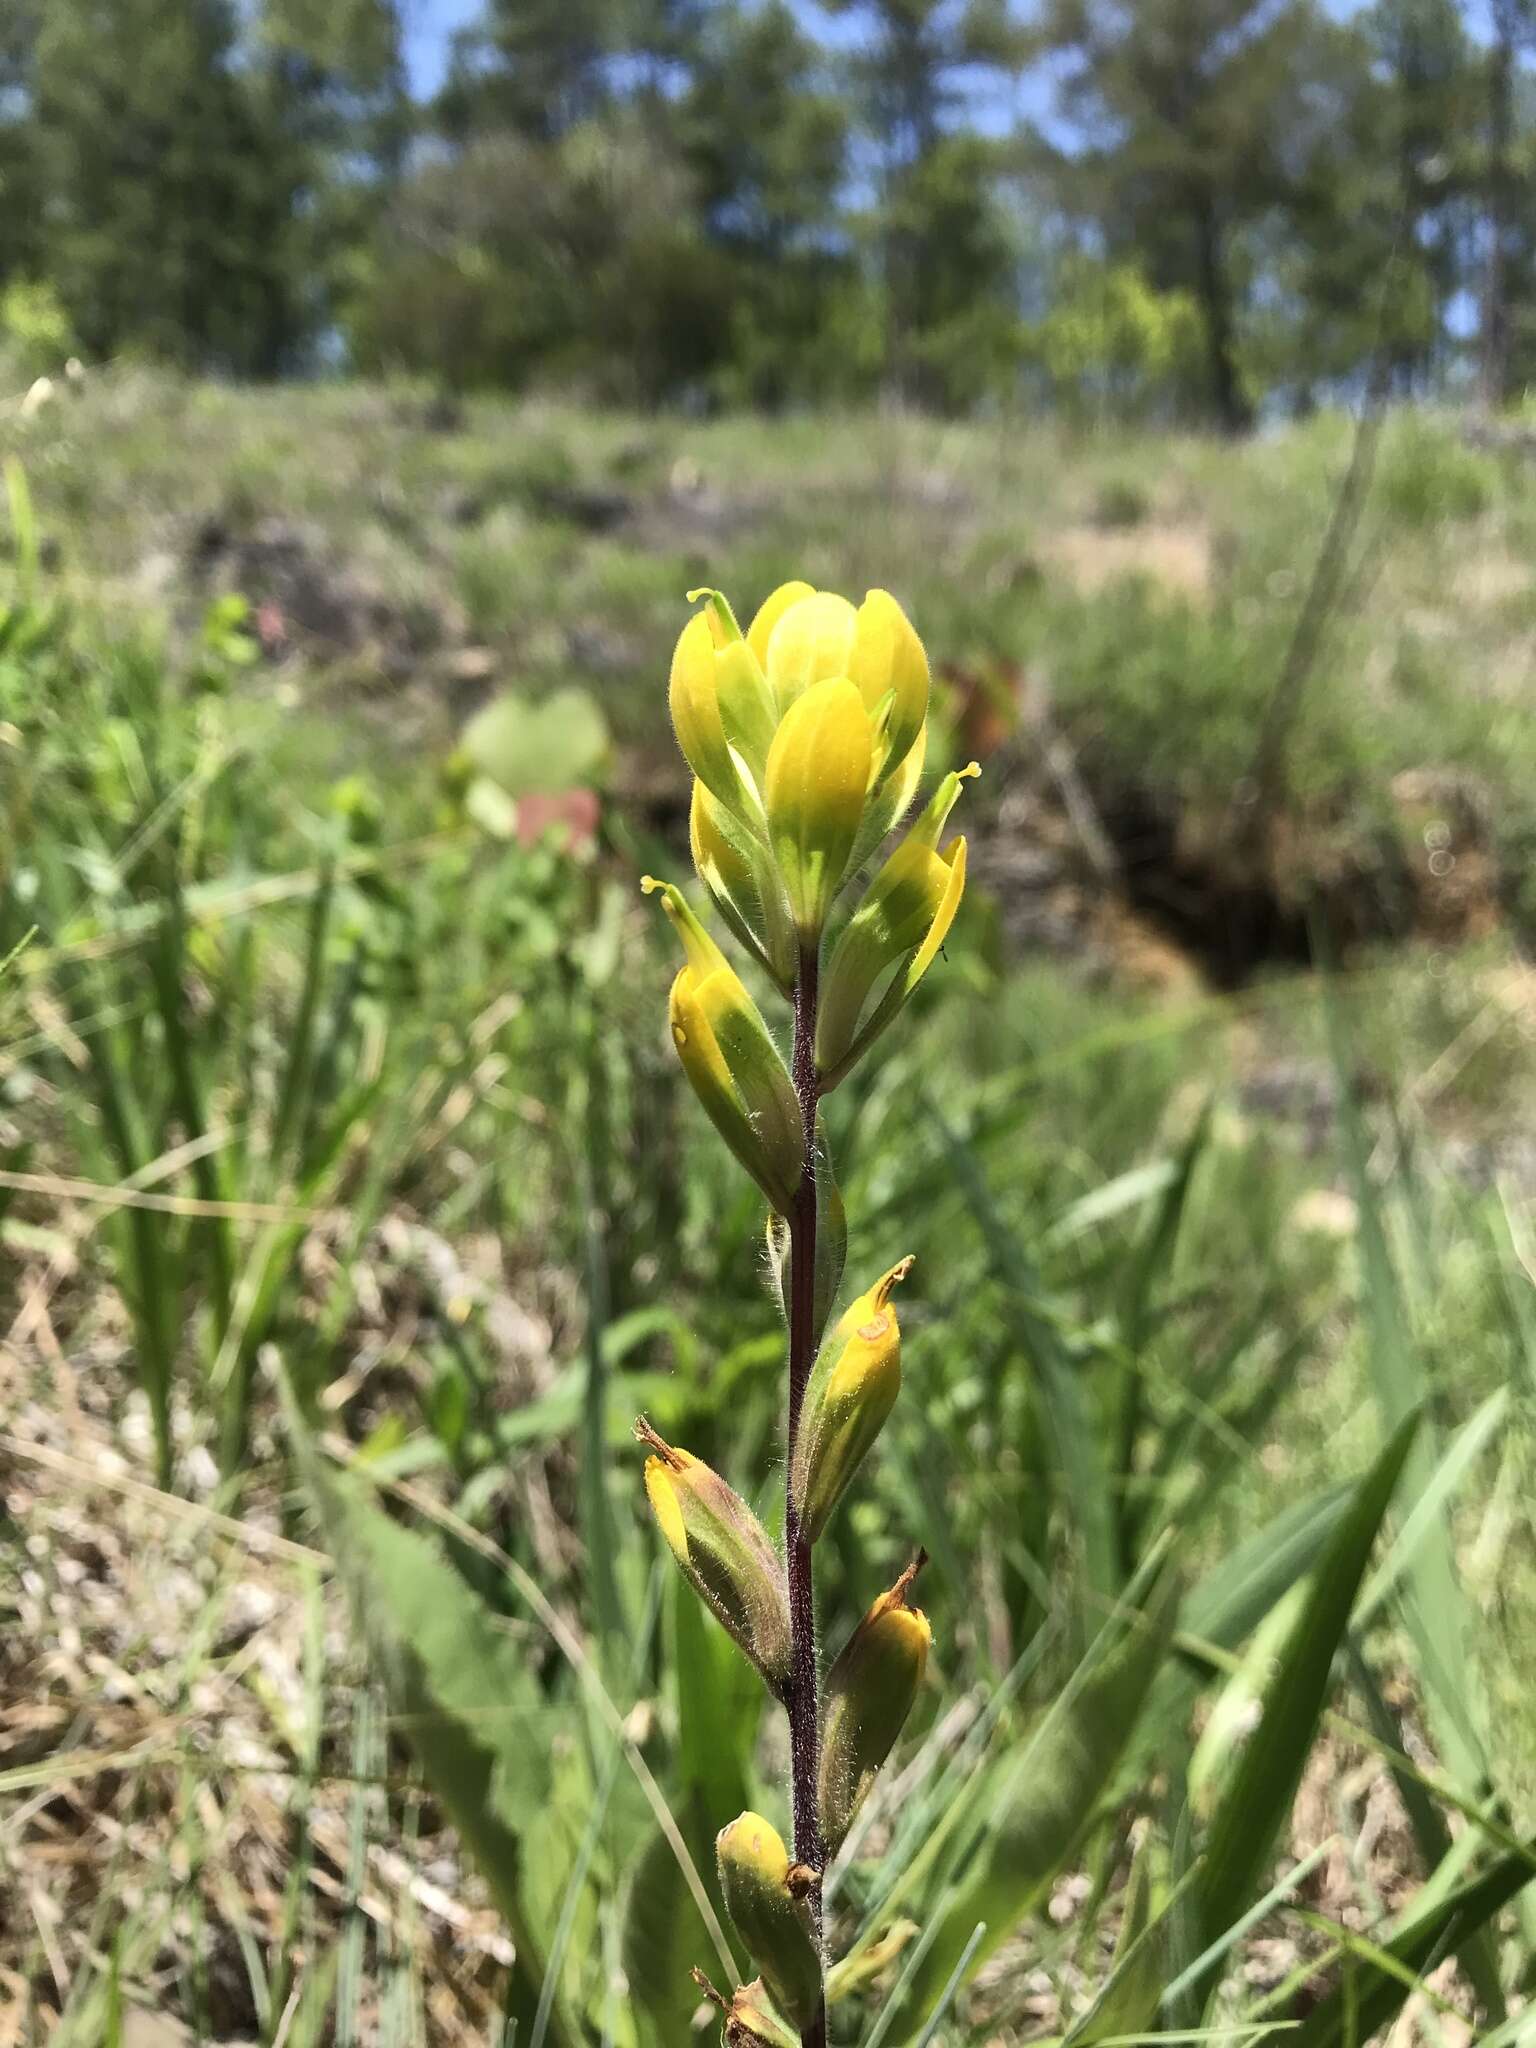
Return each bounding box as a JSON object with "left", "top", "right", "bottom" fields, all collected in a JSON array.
[{"left": 638, "top": 581, "right": 974, "bottom": 2043}]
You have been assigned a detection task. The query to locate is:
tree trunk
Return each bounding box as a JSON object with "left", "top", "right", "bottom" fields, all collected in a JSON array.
[
  {"left": 1480, "top": 21, "right": 1515, "bottom": 411},
  {"left": 1192, "top": 188, "right": 1253, "bottom": 435}
]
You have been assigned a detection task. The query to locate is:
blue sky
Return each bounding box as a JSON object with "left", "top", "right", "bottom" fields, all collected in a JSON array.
[
  {"left": 402, "top": 0, "right": 1052, "bottom": 117},
  {"left": 404, "top": 0, "right": 481, "bottom": 95},
  {"left": 402, "top": 0, "right": 1490, "bottom": 105}
]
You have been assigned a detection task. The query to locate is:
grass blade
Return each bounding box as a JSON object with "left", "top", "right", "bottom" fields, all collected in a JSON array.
[
  {"left": 1284, "top": 1848, "right": 1535, "bottom": 2048},
  {"left": 926, "top": 1087, "right": 1119, "bottom": 1604},
  {"left": 1192, "top": 1409, "right": 1420, "bottom": 1990},
  {"left": 888, "top": 1562, "right": 1181, "bottom": 2025}
]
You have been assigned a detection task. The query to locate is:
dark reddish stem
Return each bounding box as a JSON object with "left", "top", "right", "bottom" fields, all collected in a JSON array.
[{"left": 787, "top": 938, "right": 827, "bottom": 2048}]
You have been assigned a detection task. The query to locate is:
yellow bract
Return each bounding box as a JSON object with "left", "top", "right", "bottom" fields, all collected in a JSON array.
[
  {"left": 747, "top": 580, "right": 816, "bottom": 669},
  {"left": 851, "top": 587, "right": 929, "bottom": 780},
  {"left": 792, "top": 1258, "right": 912, "bottom": 1542},
  {"left": 763, "top": 677, "right": 875, "bottom": 939},
  {"left": 816, "top": 764, "right": 978, "bottom": 1083},
  {"left": 636, "top": 1420, "right": 792, "bottom": 1691},
  {"left": 643, "top": 878, "right": 804, "bottom": 1210},
  {"left": 716, "top": 1814, "right": 822, "bottom": 2030},
  {"left": 819, "top": 1560, "right": 931, "bottom": 1851},
  {"left": 762, "top": 589, "right": 858, "bottom": 714},
  {"left": 643, "top": 1452, "right": 691, "bottom": 1561}
]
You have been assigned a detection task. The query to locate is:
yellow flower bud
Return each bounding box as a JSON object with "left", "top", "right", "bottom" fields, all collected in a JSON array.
[
  {"left": 818, "top": 1556, "right": 931, "bottom": 1852},
  {"left": 690, "top": 781, "right": 797, "bottom": 994},
  {"left": 760, "top": 589, "right": 858, "bottom": 717},
  {"left": 670, "top": 610, "right": 767, "bottom": 828},
  {"left": 746, "top": 580, "right": 816, "bottom": 672},
  {"left": 816, "top": 764, "right": 979, "bottom": 1085},
  {"left": 763, "top": 677, "right": 876, "bottom": 939},
  {"left": 686, "top": 587, "right": 780, "bottom": 777},
  {"left": 791, "top": 1259, "right": 912, "bottom": 1544},
  {"left": 850, "top": 589, "right": 929, "bottom": 784},
  {"left": 636, "top": 1419, "right": 791, "bottom": 1692},
  {"left": 643, "top": 878, "right": 804, "bottom": 1211},
  {"left": 716, "top": 1813, "right": 822, "bottom": 2029}
]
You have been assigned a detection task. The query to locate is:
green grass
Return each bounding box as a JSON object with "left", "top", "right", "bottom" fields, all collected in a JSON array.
[
  {"left": 3, "top": 380, "right": 1536, "bottom": 2042},
  {"left": 8, "top": 373, "right": 1536, "bottom": 845}
]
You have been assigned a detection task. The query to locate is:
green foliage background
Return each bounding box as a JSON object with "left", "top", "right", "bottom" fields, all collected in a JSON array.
[{"left": 3, "top": 0, "right": 1536, "bottom": 414}]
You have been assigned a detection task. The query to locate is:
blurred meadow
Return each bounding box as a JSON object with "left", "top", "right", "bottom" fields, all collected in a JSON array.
[{"left": 4, "top": 2, "right": 1536, "bottom": 2044}]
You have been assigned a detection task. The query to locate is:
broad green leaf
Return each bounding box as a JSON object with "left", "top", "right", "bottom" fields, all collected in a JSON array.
[
  {"left": 889, "top": 1566, "right": 1181, "bottom": 2025},
  {"left": 1181, "top": 1481, "right": 1352, "bottom": 1651},
  {"left": 463, "top": 685, "right": 610, "bottom": 798},
  {"left": 624, "top": 1580, "right": 758, "bottom": 2045},
  {"left": 521, "top": 1739, "right": 604, "bottom": 2011},
  {"left": 670, "top": 1568, "right": 757, "bottom": 1821},
  {"left": 1355, "top": 1386, "right": 1508, "bottom": 1629},
  {"left": 285, "top": 1397, "right": 573, "bottom": 2044},
  {"left": 1122, "top": 1481, "right": 1353, "bottom": 1799},
  {"left": 1192, "top": 1410, "right": 1420, "bottom": 1988}
]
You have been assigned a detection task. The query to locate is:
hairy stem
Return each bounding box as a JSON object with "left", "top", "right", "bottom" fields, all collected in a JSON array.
[{"left": 787, "top": 938, "right": 827, "bottom": 2048}]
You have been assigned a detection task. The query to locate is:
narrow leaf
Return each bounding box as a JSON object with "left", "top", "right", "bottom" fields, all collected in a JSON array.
[
  {"left": 1285, "top": 1849, "right": 1536, "bottom": 2048},
  {"left": 1193, "top": 1410, "right": 1420, "bottom": 1984}
]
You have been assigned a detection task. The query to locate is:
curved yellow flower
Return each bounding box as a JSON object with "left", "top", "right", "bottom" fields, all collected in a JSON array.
[
  {"left": 746, "top": 580, "right": 816, "bottom": 670},
  {"left": 791, "top": 1258, "right": 913, "bottom": 1542},
  {"left": 816, "top": 764, "right": 979, "bottom": 1084},
  {"left": 643, "top": 878, "right": 804, "bottom": 1210},
  {"left": 759, "top": 585, "right": 929, "bottom": 786},
  {"left": 763, "top": 677, "right": 876, "bottom": 939},
  {"left": 819, "top": 1557, "right": 931, "bottom": 1851},
  {"left": 716, "top": 1813, "right": 822, "bottom": 2030},
  {"left": 636, "top": 1418, "right": 791, "bottom": 1691}
]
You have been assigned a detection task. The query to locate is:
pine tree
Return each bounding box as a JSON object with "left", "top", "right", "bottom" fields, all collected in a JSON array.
[
  {"left": 438, "top": 0, "right": 622, "bottom": 142},
  {"left": 826, "top": 0, "right": 1030, "bottom": 406},
  {"left": 1037, "top": 0, "right": 1348, "bottom": 431},
  {"left": 1479, "top": 0, "right": 1536, "bottom": 405},
  {"left": 0, "top": 2, "right": 43, "bottom": 293},
  {"left": 251, "top": 0, "right": 410, "bottom": 371},
  {"left": 1367, "top": 0, "right": 1478, "bottom": 390},
  {"left": 679, "top": 0, "right": 857, "bottom": 403},
  {"left": 32, "top": 0, "right": 284, "bottom": 370}
]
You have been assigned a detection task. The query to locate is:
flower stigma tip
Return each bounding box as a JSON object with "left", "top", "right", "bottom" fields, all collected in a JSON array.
[{"left": 633, "top": 1413, "right": 683, "bottom": 1465}]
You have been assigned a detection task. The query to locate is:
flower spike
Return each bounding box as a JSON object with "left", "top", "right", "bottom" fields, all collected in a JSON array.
[{"left": 635, "top": 580, "right": 966, "bottom": 2029}]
